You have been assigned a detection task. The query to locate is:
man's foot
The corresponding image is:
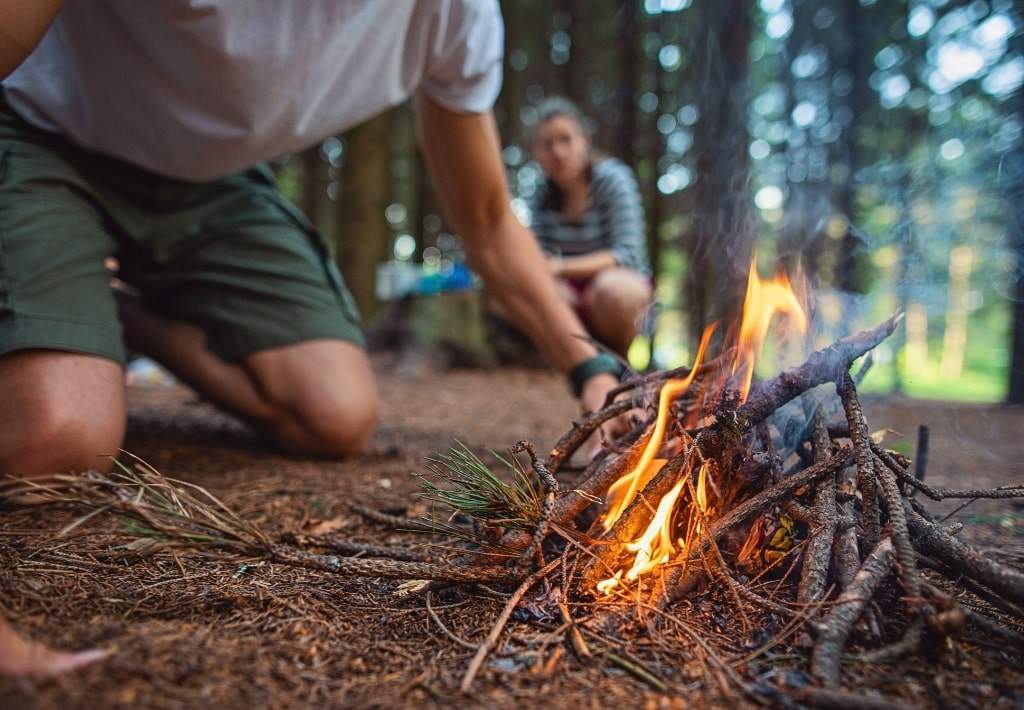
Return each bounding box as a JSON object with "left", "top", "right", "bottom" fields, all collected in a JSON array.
[{"left": 0, "top": 617, "right": 107, "bottom": 677}]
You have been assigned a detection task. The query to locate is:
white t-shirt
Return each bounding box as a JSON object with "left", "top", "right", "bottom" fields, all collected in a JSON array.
[{"left": 3, "top": 0, "right": 504, "bottom": 181}]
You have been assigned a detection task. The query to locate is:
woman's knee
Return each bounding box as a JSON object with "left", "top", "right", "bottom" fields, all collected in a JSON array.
[{"left": 585, "top": 267, "right": 652, "bottom": 315}]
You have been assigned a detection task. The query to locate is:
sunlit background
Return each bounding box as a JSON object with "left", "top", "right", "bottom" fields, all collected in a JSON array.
[{"left": 277, "top": 0, "right": 1023, "bottom": 403}]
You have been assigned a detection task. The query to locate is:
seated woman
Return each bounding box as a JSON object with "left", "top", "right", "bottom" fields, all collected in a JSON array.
[{"left": 525, "top": 97, "right": 653, "bottom": 358}]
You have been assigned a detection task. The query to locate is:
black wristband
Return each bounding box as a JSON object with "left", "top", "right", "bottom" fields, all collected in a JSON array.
[{"left": 568, "top": 352, "right": 626, "bottom": 397}]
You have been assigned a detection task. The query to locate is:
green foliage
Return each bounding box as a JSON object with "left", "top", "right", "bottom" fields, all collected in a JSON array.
[{"left": 416, "top": 442, "right": 543, "bottom": 532}]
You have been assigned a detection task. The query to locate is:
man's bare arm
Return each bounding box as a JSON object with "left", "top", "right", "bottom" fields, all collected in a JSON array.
[
  {"left": 0, "top": 0, "right": 62, "bottom": 79},
  {"left": 415, "top": 92, "right": 620, "bottom": 412}
]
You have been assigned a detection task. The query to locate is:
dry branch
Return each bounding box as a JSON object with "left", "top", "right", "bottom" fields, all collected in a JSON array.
[
  {"left": 732, "top": 314, "right": 901, "bottom": 429},
  {"left": 268, "top": 545, "right": 521, "bottom": 583},
  {"left": 811, "top": 537, "right": 896, "bottom": 687},
  {"left": 499, "top": 424, "right": 653, "bottom": 551},
  {"left": 546, "top": 397, "right": 640, "bottom": 473},
  {"left": 798, "top": 415, "right": 839, "bottom": 606},
  {"left": 288, "top": 534, "right": 430, "bottom": 562},
  {"left": 838, "top": 371, "right": 880, "bottom": 553},
  {"left": 873, "top": 445, "right": 1024, "bottom": 501},
  {"left": 460, "top": 557, "right": 562, "bottom": 692},
  {"left": 907, "top": 511, "right": 1024, "bottom": 606}
]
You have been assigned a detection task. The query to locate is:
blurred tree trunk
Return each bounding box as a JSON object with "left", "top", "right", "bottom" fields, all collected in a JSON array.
[
  {"left": 833, "top": 0, "right": 871, "bottom": 293},
  {"left": 560, "top": 0, "right": 584, "bottom": 104},
  {"left": 615, "top": 0, "right": 640, "bottom": 167},
  {"left": 336, "top": 112, "right": 391, "bottom": 321},
  {"left": 684, "top": 0, "right": 755, "bottom": 346},
  {"left": 1007, "top": 33, "right": 1024, "bottom": 404}
]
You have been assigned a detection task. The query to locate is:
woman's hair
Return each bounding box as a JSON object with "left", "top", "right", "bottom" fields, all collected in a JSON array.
[
  {"left": 527, "top": 96, "right": 592, "bottom": 145},
  {"left": 528, "top": 96, "right": 596, "bottom": 212}
]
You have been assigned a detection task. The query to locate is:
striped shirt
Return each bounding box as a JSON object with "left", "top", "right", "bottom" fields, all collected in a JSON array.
[{"left": 528, "top": 158, "right": 650, "bottom": 275}]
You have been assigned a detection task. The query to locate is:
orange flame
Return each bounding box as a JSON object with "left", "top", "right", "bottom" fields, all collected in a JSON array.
[
  {"left": 730, "top": 256, "right": 808, "bottom": 401},
  {"left": 595, "top": 255, "right": 809, "bottom": 595},
  {"left": 600, "top": 324, "right": 716, "bottom": 531}
]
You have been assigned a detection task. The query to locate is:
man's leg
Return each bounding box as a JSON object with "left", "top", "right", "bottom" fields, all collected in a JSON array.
[
  {"left": 0, "top": 352, "right": 125, "bottom": 478},
  {"left": 582, "top": 267, "right": 654, "bottom": 357},
  {"left": 119, "top": 297, "right": 378, "bottom": 457},
  {"left": 0, "top": 350, "right": 124, "bottom": 475}
]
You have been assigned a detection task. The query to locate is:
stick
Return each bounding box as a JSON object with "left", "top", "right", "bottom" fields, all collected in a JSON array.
[
  {"left": 546, "top": 398, "right": 639, "bottom": 474},
  {"left": 811, "top": 537, "right": 896, "bottom": 687},
  {"left": 874, "top": 456, "right": 923, "bottom": 609},
  {"left": 600, "top": 352, "right": 729, "bottom": 409},
  {"left": 460, "top": 557, "right": 561, "bottom": 692},
  {"left": 269, "top": 545, "right": 519, "bottom": 584},
  {"left": 907, "top": 511, "right": 1024, "bottom": 606},
  {"left": 580, "top": 447, "right": 693, "bottom": 588},
  {"left": 873, "top": 445, "right": 1024, "bottom": 500},
  {"left": 838, "top": 372, "right": 880, "bottom": 553},
  {"left": 348, "top": 504, "right": 442, "bottom": 534},
  {"left": 499, "top": 425, "right": 653, "bottom": 552},
  {"left": 733, "top": 314, "right": 901, "bottom": 429},
  {"left": 799, "top": 415, "right": 838, "bottom": 606},
  {"left": 513, "top": 440, "right": 559, "bottom": 565},
  {"left": 912, "top": 425, "right": 929, "bottom": 495},
  {"left": 288, "top": 534, "right": 430, "bottom": 562},
  {"left": 426, "top": 592, "right": 477, "bottom": 650}
]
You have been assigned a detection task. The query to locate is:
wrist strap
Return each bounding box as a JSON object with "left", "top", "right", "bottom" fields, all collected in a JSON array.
[{"left": 568, "top": 352, "right": 625, "bottom": 397}]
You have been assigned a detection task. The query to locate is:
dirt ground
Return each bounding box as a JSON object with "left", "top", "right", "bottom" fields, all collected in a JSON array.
[{"left": 1, "top": 362, "right": 1023, "bottom": 708}]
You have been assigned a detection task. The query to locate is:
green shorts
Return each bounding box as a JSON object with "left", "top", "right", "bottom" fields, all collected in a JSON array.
[{"left": 0, "top": 100, "right": 363, "bottom": 365}]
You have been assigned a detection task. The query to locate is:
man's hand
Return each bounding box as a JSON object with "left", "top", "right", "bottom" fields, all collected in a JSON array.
[{"left": 580, "top": 371, "right": 633, "bottom": 440}]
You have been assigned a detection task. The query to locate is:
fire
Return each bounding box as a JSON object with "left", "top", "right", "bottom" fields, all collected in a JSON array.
[
  {"left": 596, "top": 256, "right": 808, "bottom": 595},
  {"left": 600, "top": 325, "right": 716, "bottom": 531},
  {"left": 730, "top": 257, "right": 808, "bottom": 401},
  {"left": 623, "top": 477, "right": 685, "bottom": 581}
]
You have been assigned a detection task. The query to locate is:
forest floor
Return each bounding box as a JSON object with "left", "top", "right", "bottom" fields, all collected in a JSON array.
[{"left": 2, "top": 360, "right": 1023, "bottom": 708}]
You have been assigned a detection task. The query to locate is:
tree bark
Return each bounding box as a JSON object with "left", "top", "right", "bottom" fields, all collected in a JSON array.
[{"left": 335, "top": 111, "right": 392, "bottom": 321}]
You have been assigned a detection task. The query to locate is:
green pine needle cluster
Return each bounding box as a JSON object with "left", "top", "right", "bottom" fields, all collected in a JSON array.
[{"left": 416, "top": 441, "right": 543, "bottom": 532}]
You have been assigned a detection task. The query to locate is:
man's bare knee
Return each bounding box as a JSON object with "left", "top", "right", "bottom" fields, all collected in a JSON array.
[
  {"left": 245, "top": 340, "right": 379, "bottom": 458},
  {"left": 291, "top": 392, "right": 379, "bottom": 457},
  {"left": 0, "top": 352, "right": 125, "bottom": 476}
]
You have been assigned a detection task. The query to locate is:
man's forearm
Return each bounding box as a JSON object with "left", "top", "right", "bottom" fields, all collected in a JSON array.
[
  {"left": 0, "top": 0, "right": 62, "bottom": 79},
  {"left": 471, "top": 213, "right": 596, "bottom": 371}
]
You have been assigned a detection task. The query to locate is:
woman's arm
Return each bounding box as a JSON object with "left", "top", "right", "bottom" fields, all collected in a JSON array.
[
  {"left": 0, "top": 1, "right": 63, "bottom": 79},
  {"left": 415, "top": 91, "right": 620, "bottom": 412},
  {"left": 549, "top": 250, "right": 619, "bottom": 280}
]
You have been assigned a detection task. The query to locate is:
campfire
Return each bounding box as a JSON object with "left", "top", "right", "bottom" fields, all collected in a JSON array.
[{"left": 9, "top": 256, "right": 1024, "bottom": 704}]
